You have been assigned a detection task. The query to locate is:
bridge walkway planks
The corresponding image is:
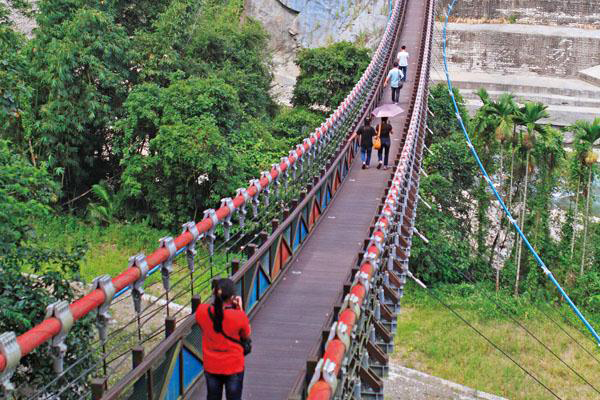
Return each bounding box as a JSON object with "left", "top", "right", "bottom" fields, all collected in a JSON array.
[{"left": 190, "top": 0, "right": 427, "bottom": 398}]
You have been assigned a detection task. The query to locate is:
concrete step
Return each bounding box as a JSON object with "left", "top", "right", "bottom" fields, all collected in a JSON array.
[
  {"left": 579, "top": 65, "right": 600, "bottom": 88},
  {"left": 384, "top": 364, "right": 507, "bottom": 400},
  {"left": 459, "top": 88, "right": 600, "bottom": 109},
  {"left": 463, "top": 99, "right": 600, "bottom": 126},
  {"left": 431, "top": 70, "right": 600, "bottom": 100}
]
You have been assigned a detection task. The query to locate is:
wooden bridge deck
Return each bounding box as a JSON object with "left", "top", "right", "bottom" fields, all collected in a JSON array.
[{"left": 190, "top": 1, "right": 427, "bottom": 398}]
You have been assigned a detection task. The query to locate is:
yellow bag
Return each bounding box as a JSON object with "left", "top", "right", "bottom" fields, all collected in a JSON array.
[{"left": 373, "top": 124, "right": 382, "bottom": 150}]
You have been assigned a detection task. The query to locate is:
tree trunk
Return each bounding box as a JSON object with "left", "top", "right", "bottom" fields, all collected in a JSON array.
[
  {"left": 515, "top": 150, "right": 530, "bottom": 297},
  {"left": 508, "top": 144, "right": 515, "bottom": 210},
  {"left": 570, "top": 176, "right": 581, "bottom": 260},
  {"left": 580, "top": 167, "right": 593, "bottom": 276}
]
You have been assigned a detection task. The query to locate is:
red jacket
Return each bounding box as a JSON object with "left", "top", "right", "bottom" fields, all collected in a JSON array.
[{"left": 196, "top": 303, "right": 251, "bottom": 375}]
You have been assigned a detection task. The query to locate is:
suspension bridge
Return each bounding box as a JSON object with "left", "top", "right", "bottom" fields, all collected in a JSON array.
[{"left": 0, "top": 0, "right": 597, "bottom": 399}]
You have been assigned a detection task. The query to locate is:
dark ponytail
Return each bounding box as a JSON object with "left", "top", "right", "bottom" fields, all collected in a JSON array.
[{"left": 210, "top": 278, "right": 235, "bottom": 333}]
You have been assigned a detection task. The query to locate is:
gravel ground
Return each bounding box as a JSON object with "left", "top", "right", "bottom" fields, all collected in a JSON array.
[{"left": 384, "top": 364, "right": 507, "bottom": 400}]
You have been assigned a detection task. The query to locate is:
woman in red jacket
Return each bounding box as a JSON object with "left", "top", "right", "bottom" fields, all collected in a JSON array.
[{"left": 196, "top": 278, "right": 251, "bottom": 400}]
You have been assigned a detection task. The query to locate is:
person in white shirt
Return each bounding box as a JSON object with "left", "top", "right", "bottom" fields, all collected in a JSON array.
[{"left": 397, "top": 45, "right": 409, "bottom": 82}]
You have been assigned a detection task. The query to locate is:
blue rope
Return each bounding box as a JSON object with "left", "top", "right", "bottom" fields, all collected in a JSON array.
[{"left": 442, "top": 0, "right": 600, "bottom": 346}]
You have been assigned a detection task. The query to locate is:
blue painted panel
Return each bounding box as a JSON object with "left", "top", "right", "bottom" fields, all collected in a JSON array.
[
  {"left": 284, "top": 226, "right": 292, "bottom": 245},
  {"left": 261, "top": 252, "right": 270, "bottom": 271},
  {"left": 166, "top": 356, "right": 181, "bottom": 400},
  {"left": 247, "top": 276, "right": 258, "bottom": 311},
  {"left": 294, "top": 220, "right": 302, "bottom": 251},
  {"left": 235, "top": 281, "right": 242, "bottom": 301},
  {"left": 182, "top": 348, "right": 203, "bottom": 390},
  {"left": 300, "top": 219, "right": 308, "bottom": 240},
  {"left": 258, "top": 268, "right": 270, "bottom": 297}
]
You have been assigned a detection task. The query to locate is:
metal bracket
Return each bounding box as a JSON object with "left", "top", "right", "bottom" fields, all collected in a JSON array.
[
  {"left": 220, "top": 198, "right": 236, "bottom": 241},
  {"left": 159, "top": 236, "right": 177, "bottom": 291},
  {"left": 362, "top": 251, "right": 380, "bottom": 272},
  {"left": 182, "top": 221, "right": 200, "bottom": 272},
  {"left": 271, "top": 164, "right": 281, "bottom": 197},
  {"left": 91, "top": 275, "right": 115, "bottom": 341},
  {"left": 45, "top": 301, "right": 74, "bottom": 373},
  {"left": 260, "top": 172, "right": 272, "bottom": 207},
  {"left": 289, "top": 150, "right": 298, "bottom": 180},
  {"left": 354, "top": 270, "right": 371, "bottom": 293},
  {"left": 307, "top": 357, "right": 338, "bottom": 395},
  {"left": 249, "top": 180, "right": 262, "bottom": 218},
  {"left": 0, "top": 332, "right": 21, "bottom": 394},
  {"left": 296, "top": 145, "right": 305, "bottom": 174},
  {"left": 336, "top": 321, "right": 351, "bottom": 349},
  {"left": 280, "top": 157, "right": 290, "bottom": 189},
  {"left": 203, "top": 209, "right": 219, "bottom": 255},
  {"left": 235, "top": 188, "right": 250, "bottom": 228},
  {"left": 130, "top": 253, "right": 149, "bottom": 314},
  {"left": 340, "top": 293, "right": 362, "bottom": 319}
]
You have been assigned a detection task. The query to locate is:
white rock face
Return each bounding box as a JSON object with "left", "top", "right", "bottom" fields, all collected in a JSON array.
[{"left": 245, "top": 0, "right": 389, "bottom": 103}]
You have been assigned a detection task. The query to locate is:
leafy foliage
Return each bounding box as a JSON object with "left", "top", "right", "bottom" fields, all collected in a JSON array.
[
  {"left": 0, "top": 140, "right": 59, "bottom": 249},
  {"left": 0, "top": 246, "right": 96, "bottom": 399},
  {"left": 292, "top": 41, "right": 370, "bottom": 112}
]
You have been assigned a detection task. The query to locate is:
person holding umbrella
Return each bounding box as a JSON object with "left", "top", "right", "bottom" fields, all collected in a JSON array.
[{"left": 376, "top": 117, "right": 393, "bottom": 170}]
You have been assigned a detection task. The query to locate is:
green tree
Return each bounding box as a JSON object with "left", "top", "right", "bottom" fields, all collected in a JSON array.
[
  {"left": 22, "top": 1, "right": 132, "bottom": 198},
  {"left": 292, "top": 41, "right": 370, "bottom": 112},
  {"left": 271, "top": 107, "right": 323, "bottom": 146},
  {"left": 0, "top": 140, "right": 59, "bottom": 250},
  {"left": 570, "top": 118, "right": 600, "bottom": 275},
  {"left": 513, "top": 102, "right": 549, "bottom": 296}
]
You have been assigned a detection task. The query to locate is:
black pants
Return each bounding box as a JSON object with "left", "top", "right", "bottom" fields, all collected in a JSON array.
[
  {"left": 205, "top": 371, "right": 244, "bottom": 400},
  {"left": 378, "top": 137, "right": 391, "bottom": 166},
  {"left": 399, "top": 65, "right": 407, "bottom": 81},
  {"left": 391, "top": 86, "right": 401, "bottom": 103}
]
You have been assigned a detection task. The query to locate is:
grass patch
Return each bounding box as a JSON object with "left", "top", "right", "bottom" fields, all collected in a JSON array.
[
  {"left": 33, "top": 215, "right": 171, "bottom": 282},
  {"left": 31, "top": 215, "right": 240, "bottom": 302},
  {"left": 394, "top": 282, "right": 600, "bottom": 400}
]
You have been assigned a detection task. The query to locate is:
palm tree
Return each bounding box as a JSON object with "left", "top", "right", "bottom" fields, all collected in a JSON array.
[
  {"left": 571, "top": 118, "right": 600, "bottom": 275},
  {"left": 513, "top": 102, "right": 549, "bottom": 296},
  {"left": 473, "top": 90, "right": 518, "bottom": 291}
]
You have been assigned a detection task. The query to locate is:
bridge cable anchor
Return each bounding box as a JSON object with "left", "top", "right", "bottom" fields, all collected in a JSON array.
[
  {"left": 182, "top": 221, "right": 200, "bottom": 272},
  {"left": 271, "top": 164, "right": 282, "bottom": 198},
  {"left": 288, "top": 150, "right": 298, "bottom": 180},
  {"left": 130, "top": 253, "right": 149, "bottom": 314},
  {"left": 203, "top": 209, "right": 219, "bottom": 256},
  {"left": 235, "top": 188, "right": 250, "bottom": 228},
  {"left": 44, "top": 300, "right": 74, "bottom": 374},
  {"left": 249, "top": 179, "right": 262, "bottom": 218},
  {"left": 280, "top": 157, "right": 291, "bottom": 189},
  {"left": 260, "top": 172, "right": 272, "bottom": 207},
  {"left": 0, "top": 332, "right": 21, "bottom": 395},
  {"left": 90, "top": 275, "right": 115, "bottom": 342},
  {"left": 220, "top": 198, "right": 236, "bottom": 241},
  {"left": 159, "top": 236, "right": 177, "bottom": 291}
]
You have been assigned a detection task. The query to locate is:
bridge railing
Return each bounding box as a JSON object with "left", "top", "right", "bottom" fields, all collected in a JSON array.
[
  {"left": 300, "top": 0, "right": 435, "bottom": 398},
  {"left": 0, "top": 0, "right": 411, "bottom": 398}
]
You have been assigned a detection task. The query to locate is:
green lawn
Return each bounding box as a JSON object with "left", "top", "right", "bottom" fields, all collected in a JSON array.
[
  {"left": 32, "top": 216, "right": 236, "bottom": 302},
  {"left": 394, "top": 283, "right": 600, "bottom": 400}
]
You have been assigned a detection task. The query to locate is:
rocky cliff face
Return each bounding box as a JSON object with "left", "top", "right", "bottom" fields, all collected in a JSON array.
[{"left": 245, "top": 0, "right": 388, "bottom": 103}]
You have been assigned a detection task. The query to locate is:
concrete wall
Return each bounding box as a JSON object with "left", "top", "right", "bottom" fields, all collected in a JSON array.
[
  {"left": 439, "top": 0, "right": 600, "bottom": 26},
  {"left": 443, "top": 23, "right": 600, "bottom": 77}
]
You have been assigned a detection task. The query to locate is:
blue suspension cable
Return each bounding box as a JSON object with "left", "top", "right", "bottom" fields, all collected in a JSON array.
[{"left": 441, "top": 0, "right": 600, "bottom": 346}]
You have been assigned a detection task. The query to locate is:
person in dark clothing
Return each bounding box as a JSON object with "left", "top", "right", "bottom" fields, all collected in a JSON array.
[
  {"left": 376, "top": 117, "right": 393, "bottom": 170},
  {"left": 196, "top": 278, "right": 251, "bottom": 400},
  {"left": 355, "top": 117, "right": 376, "bottom": 169}
]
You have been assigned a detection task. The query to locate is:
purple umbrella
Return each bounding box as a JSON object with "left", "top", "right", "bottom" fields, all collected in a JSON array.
[{"left": 371, "top": 103, "right": 405, "bottom": 118}]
